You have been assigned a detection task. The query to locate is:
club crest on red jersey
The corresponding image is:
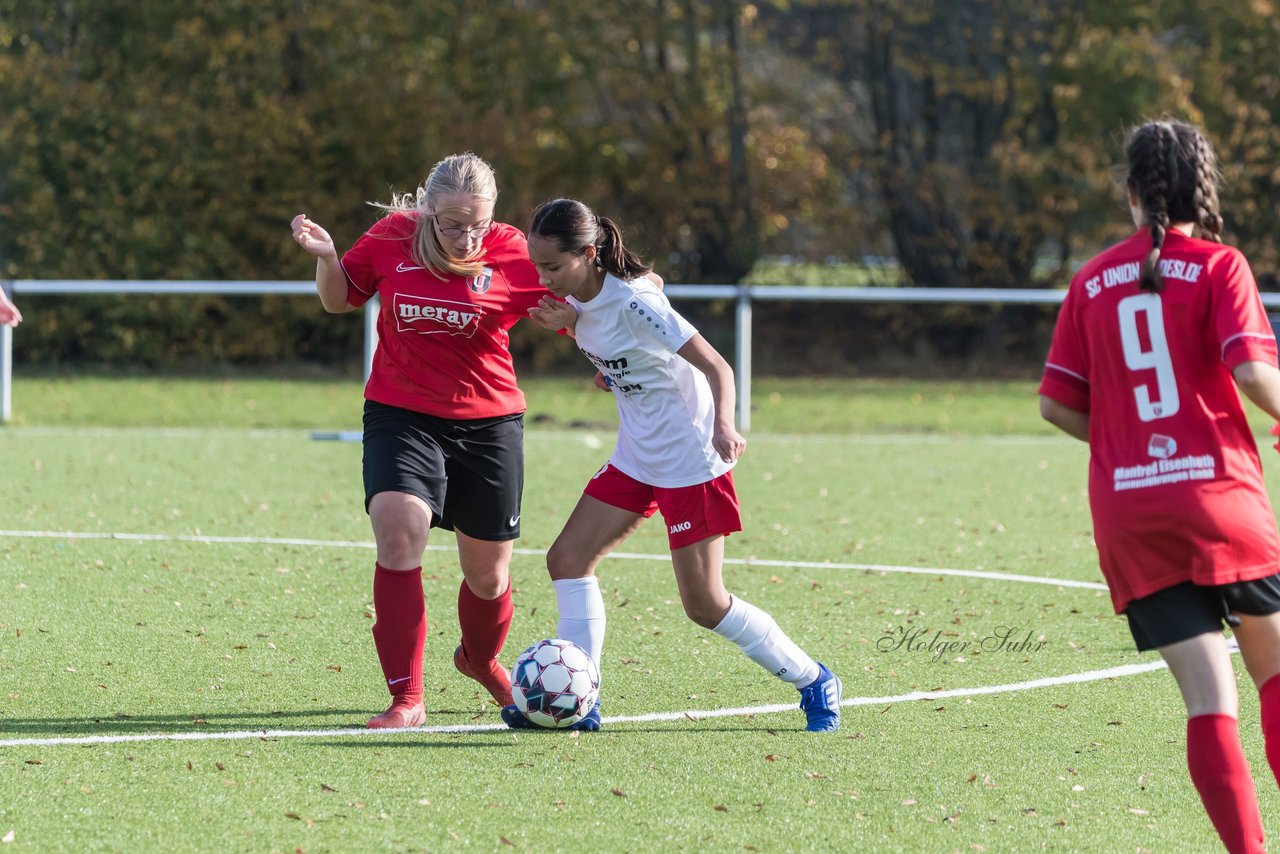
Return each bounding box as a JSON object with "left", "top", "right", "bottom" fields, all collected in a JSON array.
[{"left": 469, "top": 267, "right": 493, "bottom": 294}]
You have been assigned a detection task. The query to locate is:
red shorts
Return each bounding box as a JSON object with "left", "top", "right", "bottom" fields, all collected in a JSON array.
[{"left": 583, "top": 464, "right": 743, "bottom": 550}]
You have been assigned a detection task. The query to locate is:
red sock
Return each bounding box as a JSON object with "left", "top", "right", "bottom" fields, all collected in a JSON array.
[
  {"left": 1186, "top": 714, "right": 1265, "bottom": 854},
  {"left": 371, "top": 564, "right": 426, "bottom": 699},
  {"left": 457, "top": 579, "right": 512, "bottom": 663},
  {"left": 1261, "top": 673, "right": 1280, "bottom": 789}
]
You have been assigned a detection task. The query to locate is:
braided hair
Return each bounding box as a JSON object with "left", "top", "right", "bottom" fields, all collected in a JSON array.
[
  {"left": 529, "top": 199, "right": 652, "bottom": 280},
  {"left": 1125, "top": 121, "right": 1223, "bottom": 293}
]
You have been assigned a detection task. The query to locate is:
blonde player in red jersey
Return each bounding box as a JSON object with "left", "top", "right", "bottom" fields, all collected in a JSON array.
[
  {"left": 290, "top": 153, "right": 550, "bottom": 729},
  {"left": 1040, "top": 120, "right": 1280, "bottom": 854}
]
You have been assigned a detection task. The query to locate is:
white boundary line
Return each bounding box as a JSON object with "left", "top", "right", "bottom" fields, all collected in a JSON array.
[
  {"left": 0, "top": 660, "right": 1168, "bottom": 748},
  {"left": 0, "top": 425, "right": 1077, "bottom": 445},
  {"left": 0, "top": 529, "right": 1109, "bottom": 591},
  {"left": 0, "top": 527, "right": 1129, "bottom": 749}
]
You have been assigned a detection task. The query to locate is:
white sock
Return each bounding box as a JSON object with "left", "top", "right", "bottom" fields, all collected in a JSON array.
[
  {"left": 712, "top": 595, "right": 820, "bottom": 688},
  {"left": 554, "top": 576, "right": 607, "bottom": 671}
]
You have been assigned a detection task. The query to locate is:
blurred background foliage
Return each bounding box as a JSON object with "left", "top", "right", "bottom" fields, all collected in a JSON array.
[{"left": 3, "top": 0, "right": 1279, "bottom": 373}]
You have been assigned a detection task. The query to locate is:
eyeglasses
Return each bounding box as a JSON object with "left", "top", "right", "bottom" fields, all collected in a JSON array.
[{"left": 433, "top": 218, "right": 493, "bottom": 240}]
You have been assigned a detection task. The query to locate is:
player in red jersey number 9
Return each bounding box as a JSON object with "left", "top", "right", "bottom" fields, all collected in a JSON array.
[
  {"left": 1040, "top": 121, "right": 1280, "bottom": 854},
  {"left": 291, "top": 153, "right": 552, "bottom": 729}
]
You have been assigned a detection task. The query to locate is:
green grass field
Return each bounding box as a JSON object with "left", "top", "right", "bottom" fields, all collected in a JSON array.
[{"left": 1, "top": 376, "right": 1277, "bottom": 852}]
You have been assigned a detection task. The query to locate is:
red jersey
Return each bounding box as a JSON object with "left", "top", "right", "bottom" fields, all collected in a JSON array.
[
  {"left": 1040, "top": 229, "right": 1280, "bottom": 612},
  {"left": 340, "top": 214, "right": 547, "bottom": 419}
]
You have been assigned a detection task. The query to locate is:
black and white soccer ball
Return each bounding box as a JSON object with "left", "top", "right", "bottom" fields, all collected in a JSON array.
[{"left": 510, "top": 638, "right": 600, "bottom": 728}]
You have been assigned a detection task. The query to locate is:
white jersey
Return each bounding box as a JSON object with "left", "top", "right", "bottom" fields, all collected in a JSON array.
[{"left": 569, "top": 274, "right": 735, "bottom": 488}]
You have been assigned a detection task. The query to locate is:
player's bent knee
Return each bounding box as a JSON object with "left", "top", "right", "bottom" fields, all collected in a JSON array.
[
  {"left": 546, "top": 545, "right": 592, "bottom": 581},
  {"left": 682, "top": 600, "right": 727, "bottom": 630}
]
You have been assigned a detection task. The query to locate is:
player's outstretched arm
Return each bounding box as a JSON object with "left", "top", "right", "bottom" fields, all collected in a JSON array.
[
  {"left": 1039, "top": 395, "right": 1089, "bottom": 442},
  {"left": 0, "top": 290, "right": 21, "bottom": 328},
  {"left": 678, "top": 333, "right": 746, "bottom": 463},
  {"left": 290, "top": 214, "right": 355, "bottom": 313}
]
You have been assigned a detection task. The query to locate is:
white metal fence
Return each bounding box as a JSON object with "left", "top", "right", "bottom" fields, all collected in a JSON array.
[{"left": 8, "top": 280, "right": 1270, "bottom": 429}]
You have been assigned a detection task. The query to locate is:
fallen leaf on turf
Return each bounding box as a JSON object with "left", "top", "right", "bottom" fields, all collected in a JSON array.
[
  {"left": 1022, "top": 808, "right": 1038, "bottom": 816},
  {"left": 215, "top": 762, "right": 226, "bottom": 771},
  {"left": 611, "top": 788, "right": 626, "bottom": 798},
  {"left": 500, "top": 838, "right": 514, "bottom": 846},
  {"left": 320, "top": 784, "right": 337, "bottom": 793},
  {"left": 185, "top": 761, "right": 192, "bottom": 771},
  {"left": 714, "top": 804, "right": 729, "bottom": 812},
  {"left": 965, "top": 774, "right": 977, "bottom": 784},
  {"left": 764, "top": 754, "right": 778, "bottom": 762},
  {"left": 1053, "top": 703, "right": 1067, "bottom": 709},
  {"left": 326, "top": 665, "right": 342, "bottom": 672},
  {"left": 284, "top": 812, "right": 302, "bottom": 821},
  {"left": 24, "top": 760, "right": 41, "bottom": 766}
]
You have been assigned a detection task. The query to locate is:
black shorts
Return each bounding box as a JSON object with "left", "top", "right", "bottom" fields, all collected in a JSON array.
[
  {"left": 1125, "top": 575, "right": 1280, "bottom": 651},
  {"left": 361, "top": 400, "right": 524, "bottom": 541}
]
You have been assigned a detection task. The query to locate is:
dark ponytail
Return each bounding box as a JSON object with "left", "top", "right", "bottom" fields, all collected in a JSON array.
[
  {"left": 530, "top": 198, "right": 652, "bottom": 280},
  {"left": 1124, "top": 120, "right": 1223, "bottom": 294}
]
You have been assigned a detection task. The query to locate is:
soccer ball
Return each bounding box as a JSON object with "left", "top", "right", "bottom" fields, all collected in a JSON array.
[{"left": 510, "top": 638, "right": 600, "bottom": 728}]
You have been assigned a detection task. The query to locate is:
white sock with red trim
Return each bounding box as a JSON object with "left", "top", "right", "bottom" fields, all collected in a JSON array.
[{"left": 713, "top": 595, "right": 820, "bottom": 688}]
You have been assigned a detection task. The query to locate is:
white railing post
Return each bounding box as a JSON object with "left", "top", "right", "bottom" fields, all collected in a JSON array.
[
  {"left": 736, "top": 285, "right": 752, "bottom": 432},
  {"left": 363, "top": 296, "right": 379, "bottom": 382}
]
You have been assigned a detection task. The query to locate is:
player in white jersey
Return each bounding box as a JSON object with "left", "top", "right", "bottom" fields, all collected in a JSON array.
[{"left": 505, "top": 198, "right": 842, "bottom": 733}]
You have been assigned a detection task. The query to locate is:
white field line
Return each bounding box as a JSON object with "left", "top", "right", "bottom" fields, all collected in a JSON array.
[
  {"left": 0, "top": 529, "right": 1108, "bottom": 591},
  {"left": 0, "top": 425, "right": 1075, "bottom": 445},
  {"left": 0, "top": 660, "right": 1170, "bottom": 749}
]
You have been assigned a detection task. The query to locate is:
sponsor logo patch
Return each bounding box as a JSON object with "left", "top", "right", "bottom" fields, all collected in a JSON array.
[{"left": 393, "top": 293, "right": 483, "bottom": 337}]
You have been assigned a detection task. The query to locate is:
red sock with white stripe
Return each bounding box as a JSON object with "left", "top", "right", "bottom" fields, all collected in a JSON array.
[
  {"left": 371, "top": 563, "right": 425, "bottom": 703},
  {"left": 457, "top": 579, "right": 513, "bottom": 663},
  {"left": 1185, "top": 713, "right": 1265, "bottom": 854},
  {"left": 1260, "top": 673, "right": 1280, "bottom": 788}
]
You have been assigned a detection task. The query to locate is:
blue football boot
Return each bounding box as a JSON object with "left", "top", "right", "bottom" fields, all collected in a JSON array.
[{"left": 799, "top": 663, "right": 842, "bottom": 732}]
